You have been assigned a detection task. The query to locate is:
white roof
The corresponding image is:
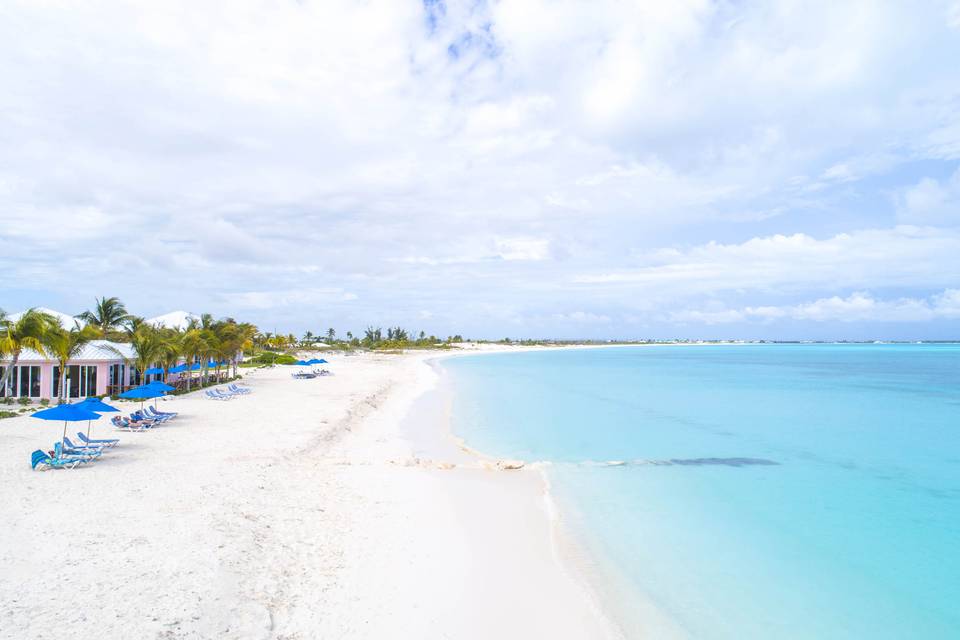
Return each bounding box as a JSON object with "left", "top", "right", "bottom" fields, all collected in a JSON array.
[
  {"left": 4, "top": 340, "right": 134, "bottom": 363},
  {"left": 8, "top": 307, "right": 81, "bottom": 329},
  {"left": 145, "top": 310, "right": 200, "bottom": 330}
]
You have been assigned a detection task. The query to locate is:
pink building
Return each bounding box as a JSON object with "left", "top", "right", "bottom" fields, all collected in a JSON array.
[{"left": 0, "top": 340, "right": 137, "bottom": 401}]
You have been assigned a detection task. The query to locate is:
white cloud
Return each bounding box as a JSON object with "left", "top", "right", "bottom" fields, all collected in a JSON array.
[
  {"left": 672, "top": 290, "right": 960, "bottom": 324},
  {"left": 552, "top": 311, "right": 612, "bottom": 324},
  {"left": 575, "top": 226, "right": 960, "bottom": 295},
  {"left": 896, "top": 168, "right": 960, "bottom": 224}
]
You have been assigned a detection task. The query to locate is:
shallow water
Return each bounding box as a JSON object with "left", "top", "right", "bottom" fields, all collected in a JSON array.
[{"left": 443, "top": 345, "right": 960, "bottom": 638}]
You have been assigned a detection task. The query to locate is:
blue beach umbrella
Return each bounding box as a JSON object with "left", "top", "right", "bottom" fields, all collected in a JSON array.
[
  {"left": 190, "top": 363, "right": 201, "bottom": 371},
  {"left": 79, "top": 396, "right": 119, "bottom": 439},
  {"left": 32, "top": 403, "right": 103, "bottom": 448},
  {"left": 295, "top": 359, "right": 310, "bottom": 366},
  {"left": 119, "top": 385, "right": 164, "bottom": 410},
  {"left": 145, "top": 381, "right": 175, "bottom": 392},
  {"left": 144, "top": 367, "right": 164, "bottom": 376},
  {"left": 306, "top": 358, "right": 321, "bottom": 365},
  {"left": 169, "top": 364, "right": 187, "bottom": 374}
]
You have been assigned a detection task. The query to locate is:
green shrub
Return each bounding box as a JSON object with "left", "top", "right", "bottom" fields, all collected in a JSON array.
[
  {"left": 17, "top": 397, "right": 31, "bottom": 406},
  {"left": 39, "top": 398, "right": 50, "bottom": 407},
  {"left": 1, "top": 397, "right": 13, "bottom": 405},
  {"left": 0, "top": 410, "right": 17, "bottom": 419}
]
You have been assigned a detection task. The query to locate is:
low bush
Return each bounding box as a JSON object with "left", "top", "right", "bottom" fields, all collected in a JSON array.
[
  {"left": 0, "top": 410, "right": 17, "bottom": 419},
  {"left": 17, "top": 397, "right": 31, "bottom": 406}
]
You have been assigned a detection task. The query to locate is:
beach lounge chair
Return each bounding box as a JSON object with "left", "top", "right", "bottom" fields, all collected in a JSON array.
[
  {"left": 55, "top": 441, "right": 100, "bottom": 461},
  {"left": 205, "top": 389, "right": 232, "bottom": 401},
  {"left": 145, "top": 405, "right": 178, "bottom": 418},
  {"left": 31, "top": 449, "right": 85, "bottom": 470},
  {"left": 77, "top": 432, "right": 119, "bottom": 448},
  {"left": 63, "top": 436, "right": 106, "bottom": 454},
  {"left": 133, "top": 410, "right": 170, "bottom": 424},
  {"left": 227, "top": 384, "right": 250, "bottom": 394},
  {"left": 142, "top": 407, "right": 175, "bottom": 422},
  {"left": 212, "top": 388, "right": 239, "bottom": 399},
  {"left": 112, "top": 416, "right": 151, "bottom": 431}
]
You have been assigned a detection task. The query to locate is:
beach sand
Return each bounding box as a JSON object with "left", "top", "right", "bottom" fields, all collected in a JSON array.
[{"left": 0, "top": 350, "right": 622, "bottom": 639}]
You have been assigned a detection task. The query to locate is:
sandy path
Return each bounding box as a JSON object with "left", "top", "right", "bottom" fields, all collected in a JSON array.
[{"left": 0, "top": 351, "right": 620, "bottom": 639}]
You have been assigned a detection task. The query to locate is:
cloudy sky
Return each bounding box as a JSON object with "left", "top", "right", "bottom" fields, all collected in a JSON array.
[{"left": 2, "top": 0, "right": 960, "bottom": 339}]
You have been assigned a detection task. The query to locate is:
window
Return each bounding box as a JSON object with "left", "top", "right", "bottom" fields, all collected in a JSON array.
[
  {"left": 17, "top": 366, "right": 40, "bottom": 398},
  {"left": 0, "top": 366, "right": 14, "bottom": 397},
  {"left": 54, "top": 365, "right": 99, "bottom": 398},
  {"left": 109, "top": 364, "right": 125, "bottom": 390},
  {"left": 1, "top": 366, "right": 40, "bottom": 398}
]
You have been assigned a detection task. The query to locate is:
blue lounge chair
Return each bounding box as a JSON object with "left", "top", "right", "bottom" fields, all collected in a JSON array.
[
  {"left": 31, "top": 448, "right": 89, "bottom": 470},
  {"left": 63, "top": 436, "right": 105, "bottom": 454},
  {"left": 112, "top": 416, "right": 151, "bottom": 431},
  {"left": 77, "top": 432, "right": 119, "bottom": 448},
  {"left": 205, "top": 389, "right": 231, "bottom": 401},
  {"left": 55, "top": 441, "right": 100, "bottom": 461},
  {"left": 145, "top": 405, "right": 177, "bottom": 418},
  {"left": 227, "top": 384, "right": 251, "bottom": 394},
  {"left": 133, "top": 410, "right": 169, "bottom": 424}
]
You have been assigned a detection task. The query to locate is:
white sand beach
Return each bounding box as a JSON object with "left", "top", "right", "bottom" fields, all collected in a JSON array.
[{"left": 0, "top": 350, "right": 622, "bottom": 639}]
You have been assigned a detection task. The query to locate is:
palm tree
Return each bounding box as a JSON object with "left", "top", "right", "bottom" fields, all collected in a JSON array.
[
  {"left": 199, "top": 328, "right": 220, "bottom": 384},
  {"left": 158, "top": 329, "right": 184, "bottom": 384},
  {"left": 107, "top": 325, "right": 166, "bottom": 390},
  {"left": 0, "top": 309, "right": 55, "bottom": 396},
  {"left": 180, "top": 329, "right": 208, "bottom": 392},
  {"left": 44, "top": 325, "right": 99, "bottom": 402},
  {"left": 76, "top": 296, "right": 130, "bottom": 337},
  {"left": 123, "top": 315, "right": 146, "bottom": 335},
  {"left": 326, "top": 327, "right": 336, "bottom": 342},
  {"left": 216, "top": 321, "right": 257, "bottom": 378}
]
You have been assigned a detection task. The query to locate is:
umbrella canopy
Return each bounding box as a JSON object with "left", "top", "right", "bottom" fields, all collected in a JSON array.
[
  {"left": 78, "top": 396, "right": 119, "bottom": 439},
  {"left": 145, "top": 381, "right": 175, "bottom": 392},
  {"left": 119, "top": 385, "right": 164, "bottom": 410},
  {"left": 118, "top": 386, "right": 163, "bottom": 399},
  {"left": 295, "top": 359, "right": 311, "bottom": 366},
  {"left": 316, "top": 359, "right": 328, "bottom": 364},
  {"left": 144, "top": 367, "right": 164, "bottom": 375},
  {"left": 79, "top": 397, "right": 119, "bottom": 413},
  {"left": 190, "top": 363, "right": 201, "bottom": 371},
  {"left": 32, "top": 403, "right": 103, "bottom": 447},
  {"left": 169, "top": 364, "right": 188, "bottom": 374}
]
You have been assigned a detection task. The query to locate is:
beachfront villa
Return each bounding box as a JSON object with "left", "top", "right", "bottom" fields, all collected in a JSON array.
[
  {"left": 1, "top": 307, "right": 207, "bottom": 401},
  {"left": 0, "top": 340, "right": 138, "bottom": 401}
]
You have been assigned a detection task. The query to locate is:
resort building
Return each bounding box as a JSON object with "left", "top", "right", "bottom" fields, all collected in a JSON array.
[
  {"left": 2, "top": 307, "right": 202, "bottom": 402},
  {"left": 0, "top": 340, "right": 137, "bottom": 401}
]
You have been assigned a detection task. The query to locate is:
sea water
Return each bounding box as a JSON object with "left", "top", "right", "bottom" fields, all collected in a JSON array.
[{"left": 442, "top": 345, "right": 960, "bottom": 638}]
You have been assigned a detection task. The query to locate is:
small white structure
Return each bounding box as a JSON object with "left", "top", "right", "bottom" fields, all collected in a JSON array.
[{"left": 145, "top": 310, "right": 201, "bottom": 331}]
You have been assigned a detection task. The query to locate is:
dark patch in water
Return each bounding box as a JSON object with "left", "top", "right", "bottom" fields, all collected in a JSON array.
[{"left": 642, "top": 457, "right": 779, "bottom": 467}]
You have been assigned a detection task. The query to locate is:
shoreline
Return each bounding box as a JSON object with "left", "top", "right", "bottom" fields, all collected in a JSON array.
[
  {"left": 421, "top": 348, "right": 687, "bottom": 639},
  {"left": 323, "top": 349, "right": 625, "bottom": 638}
]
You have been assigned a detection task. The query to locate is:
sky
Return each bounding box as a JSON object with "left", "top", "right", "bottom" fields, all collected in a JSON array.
[{"left": 2, "top": 0, "right": 960, "bottom": 340}]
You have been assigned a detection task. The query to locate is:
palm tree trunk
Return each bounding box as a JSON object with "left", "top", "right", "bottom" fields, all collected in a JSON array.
[{"left": 0, "top": 351, "right": 20, "bottom": 398}]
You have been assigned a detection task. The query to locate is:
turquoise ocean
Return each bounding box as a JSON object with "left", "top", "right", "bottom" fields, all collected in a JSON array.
[{"left": 442, "top": 345, "right": 960, "bottom": 638}]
